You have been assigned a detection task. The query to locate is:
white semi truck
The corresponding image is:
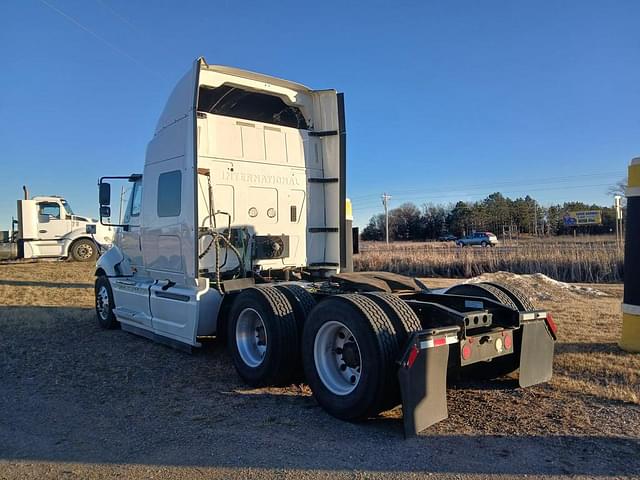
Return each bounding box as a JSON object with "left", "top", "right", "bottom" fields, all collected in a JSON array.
[
  {"left": 95, "top": 58, "right": 557, "bottom": 436},
  {"left": 0, "top": 188, "right": 114, "bottom": 261}
]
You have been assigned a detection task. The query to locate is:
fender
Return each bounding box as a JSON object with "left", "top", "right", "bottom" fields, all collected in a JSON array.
[{"left": 96, "top": 245, "right": 132, "bottom": 277}]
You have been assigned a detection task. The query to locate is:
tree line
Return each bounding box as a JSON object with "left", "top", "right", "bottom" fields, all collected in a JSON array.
[{"left": 360, "top": 192, "right": 620, "bottom": 241}]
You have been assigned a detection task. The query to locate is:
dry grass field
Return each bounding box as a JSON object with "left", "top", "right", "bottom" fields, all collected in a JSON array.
[
  {"left": 0, "top": 261, "right": 639, "bottom": 479},
  {"left": 356, "top": 237, "right": 623, "bottom": 283}
]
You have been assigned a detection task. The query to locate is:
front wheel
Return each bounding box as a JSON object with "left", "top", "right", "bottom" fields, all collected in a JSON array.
[
  {"left": 481, "top": 241, "right": 488, "bottom": 247},
  {"left": 95, "top": 276, "right": 118, "bottom": 329},
  {"left": 70, "top": 238, "right": 98, "bottom": 262}
]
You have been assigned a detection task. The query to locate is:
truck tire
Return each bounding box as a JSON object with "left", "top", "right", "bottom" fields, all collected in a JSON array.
[
  {"left": 302, "top": 294, "right": 399, "bottom": 421},
  {"left": 362, "top": 292, "right": 421, "bottom": 346},
  {"left": 480, "top": 282, "right": 537, "bottom": 311},
  {"left": 274, "top": 284, "right": 316, "bottom": 332},
  {"left": 481, "top": 241, "right": 488, "bottom": 247},
  {"left": 70, "top": 238, "right": 97, "bottom": 262},
  {"left": 446, "top": 283, "right": 518, "bottom": 310},
  {"left": 228, "top": 286, "right": 298, "bottom": 387},
  {"left": 274, "top": 284, "right": 316, "bottom": 379},
  {"left": 95, "top": 276, "right": 119, "bottom": 329}
]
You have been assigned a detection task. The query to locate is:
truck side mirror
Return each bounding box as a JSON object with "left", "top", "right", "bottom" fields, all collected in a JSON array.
[
  {"left": 100, "top": 206, "right": 111, "bottom": 218},
  {"left": 99, "top": 182, "right": 111, "bottom": 206}
]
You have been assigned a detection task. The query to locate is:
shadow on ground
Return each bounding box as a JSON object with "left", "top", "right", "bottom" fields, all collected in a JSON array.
[
  {"left": 0, "top": 305, "right": 638, "bottom": 476},
  {"left": 0, "top": 279, "right": 93, "bottom": 289},
  {"left": 556, "top": 341, "right": 628, "bottom": 355}
]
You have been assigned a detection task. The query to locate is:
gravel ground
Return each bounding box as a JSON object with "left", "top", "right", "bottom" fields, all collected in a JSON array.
[{"left": 0, "top": 262, "right": 639, "bottom": 479}]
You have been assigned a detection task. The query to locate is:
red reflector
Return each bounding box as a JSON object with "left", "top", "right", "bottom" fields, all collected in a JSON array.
[
  {"left": 462, "top": 343, "right": 472, "bottom": 360},
  {"left": 434, "top": 337, "right": 447, "bottom": 347},
  {"left": 545, "top": 313, "right": 558, "bottom": 339},
  {"left": 504, "top": 333, "right": 512, "bottom": 349},
  {"left": 407, "top": 345, "right": 419, "bottom": 368}
]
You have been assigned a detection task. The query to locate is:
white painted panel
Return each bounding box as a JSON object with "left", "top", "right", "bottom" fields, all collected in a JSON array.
[
  {"left": 239, "top": 122, "right": 264, "bottom": 161},
  {"left": 247, "top": 186, "right": 278, "bottom": 224},
  {"left": 144, "top": 234, "right": 184, "bottom": 273},
  {"left": 150, "top": 283, "right": 199, "bottom": 344},
  {"left": 213, "top": 184, "right": 235, "bottom": 224},
  {"left": 264, "top": 127, "right": 287, "bottom": 164},
  {"left": 210, "top": 117, "right": 242, "bottom": 158},
  {"left": 286, "top": 130, "right": 305, "bottom": 167}
]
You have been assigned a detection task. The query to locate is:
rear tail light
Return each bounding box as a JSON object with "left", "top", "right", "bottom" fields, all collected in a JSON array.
[
  {"left": 461, "top": 343, "right": 472, "bottom": 360},
  {"left": 503, "top": 332, "right": 512, "bottom": 349},
  {"left": 545, "top": 313, "right": 558, "bottom": 339}
]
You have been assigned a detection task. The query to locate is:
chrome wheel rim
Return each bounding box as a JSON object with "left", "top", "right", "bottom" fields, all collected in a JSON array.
[
  {"left": 77, "top": 243, "right": 94, "bottom": 259},
  {"left": 314, "top": 321, "right": 362, "bottom": 396},
  {"left": 236, "top": 308, "right": 267, "bottom": 368},
  {"left": 96, "top": 285, "right": 110, "bottom": 320}
]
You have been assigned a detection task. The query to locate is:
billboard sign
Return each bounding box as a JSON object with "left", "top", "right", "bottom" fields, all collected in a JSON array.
[{"left": 563, "top": 210, "right": 602, "bottom": 226}]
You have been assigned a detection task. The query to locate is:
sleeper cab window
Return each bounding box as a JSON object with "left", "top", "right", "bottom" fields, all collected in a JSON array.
[{"left": 157, "top": 170, "right": 182, "bottom": 217}]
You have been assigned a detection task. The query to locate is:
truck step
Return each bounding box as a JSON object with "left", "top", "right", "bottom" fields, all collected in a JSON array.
[
  {"left": 308, "top": 130, "right": 337, "bottom": 137},
  {"left": 308, "top": 177, "right": 339, "bottom": 183}
]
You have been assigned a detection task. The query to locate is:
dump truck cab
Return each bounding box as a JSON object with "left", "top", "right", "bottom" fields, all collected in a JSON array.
[{"left": 95, "top": 58, "right": 556, "bottom": 436}]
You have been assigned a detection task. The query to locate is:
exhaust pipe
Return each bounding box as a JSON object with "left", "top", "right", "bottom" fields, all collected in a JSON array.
[{"left": 22, "top": 185, "right": 29, "bottom": 200}]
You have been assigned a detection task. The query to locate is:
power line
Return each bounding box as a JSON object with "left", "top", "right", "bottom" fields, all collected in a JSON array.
[
  {"left": 351, "top": 176, "right": 620, "bottom": 209},
  {"left": 351, "top": 182, "right": 616, "bottom": 211},
  {"left": 38, "top": 0, "right": 164, "bottom": 79},
  {"left": 94, "top": 0, "right": 139, "bottom": 33},
  {"left": 349, "top": 170, "right": 624, "bottom": 201}
]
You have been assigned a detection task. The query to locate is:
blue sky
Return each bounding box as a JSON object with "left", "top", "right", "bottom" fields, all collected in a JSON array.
[{"left": 0, "top": 0, "right": 637, "bottom": 230}]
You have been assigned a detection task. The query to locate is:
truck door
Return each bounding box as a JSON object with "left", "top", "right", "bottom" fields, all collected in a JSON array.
[
  {"left": 108, "top": 178, "right": 154, "bottom": 330},
  {"left": 35, "top": 201, "right": 71, "bottom": 255}
]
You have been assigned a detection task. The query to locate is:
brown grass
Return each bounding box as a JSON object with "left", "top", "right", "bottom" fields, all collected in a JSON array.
[
  {"left": 356, "top": 239, "right": 623, "bottom": 283},
  {"left": 0, "top": 261, "right": 639, "bottom": 478}
]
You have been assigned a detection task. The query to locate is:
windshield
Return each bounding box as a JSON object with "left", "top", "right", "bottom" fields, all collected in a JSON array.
[{"left": 61, "top": 199, "right": 74, "bottom": 215}]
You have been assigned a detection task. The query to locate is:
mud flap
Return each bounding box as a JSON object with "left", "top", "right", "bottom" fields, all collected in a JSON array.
[
  {"left": 398, "top": 330, "right": 457, "bottom": 437},
  {"left": 518, "top": 319, "right": 555, "bottom": 387}
]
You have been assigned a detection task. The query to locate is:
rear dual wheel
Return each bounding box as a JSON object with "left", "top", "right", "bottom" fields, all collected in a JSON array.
[
  {"left": 229, "top": 288, "right": 421, "bottom": 421},
  {"left": 303, "top": 294, "right": 419, "bottom": 420},
  {"left": 228, "top": 286, "right": 299, "bottom": 387}
]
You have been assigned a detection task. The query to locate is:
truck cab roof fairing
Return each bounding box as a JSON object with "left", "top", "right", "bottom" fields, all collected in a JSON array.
[
  {"left": 154, "top": 58, "right": 316, "bottom": 136},
  {"left": 154, "top": 60, "right": 200, "bottom": 135}
]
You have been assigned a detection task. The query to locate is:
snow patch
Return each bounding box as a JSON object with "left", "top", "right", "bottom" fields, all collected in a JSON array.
[{"left": 464, "top": 271, "right": 609, "bottom": 301}]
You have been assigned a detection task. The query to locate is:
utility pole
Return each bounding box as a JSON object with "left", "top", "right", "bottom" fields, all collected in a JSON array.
[
  {"left": 533, "top": 200, "right": 538, "bottom": 236},
  {"left": 381, "top": 193, "right": 392, "bottom": 244},
  {"left": 118, "top": 185, "right": 126, "bottom": 224},
  {"left": 615, "top": 195, "right": 623, "bottom": 249}
]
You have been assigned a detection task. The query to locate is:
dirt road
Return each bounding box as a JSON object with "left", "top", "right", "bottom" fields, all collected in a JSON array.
[{"left": 0, "top": 262, "right": 638, "bottom": 479}]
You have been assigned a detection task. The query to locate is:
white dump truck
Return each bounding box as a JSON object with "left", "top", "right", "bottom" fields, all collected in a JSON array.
[
  {"left": 0, "top": 188, "right": 114, "bottom": 261},
  {"left": 94, "top": 58, "right": 557, "bottom": 436}
]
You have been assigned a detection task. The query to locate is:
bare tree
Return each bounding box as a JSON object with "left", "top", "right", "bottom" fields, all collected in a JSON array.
[{"left": 608, "top": 178, "right": 627, "bottom": 197}]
